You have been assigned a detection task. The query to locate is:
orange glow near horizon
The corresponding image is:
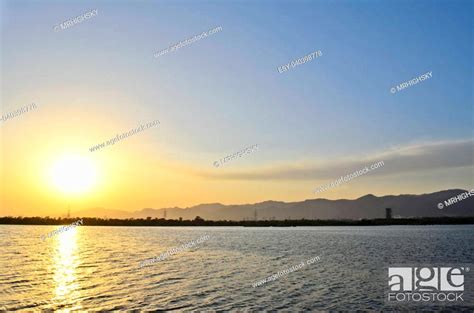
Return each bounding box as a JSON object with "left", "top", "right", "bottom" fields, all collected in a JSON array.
[{"left": 0, "top": 95, "right": 472, "bottom": 217}]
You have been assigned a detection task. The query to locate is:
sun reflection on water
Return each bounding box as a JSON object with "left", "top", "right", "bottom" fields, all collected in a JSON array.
[{"left": 52, "top": 227, "right": 82, "bottom": 312}]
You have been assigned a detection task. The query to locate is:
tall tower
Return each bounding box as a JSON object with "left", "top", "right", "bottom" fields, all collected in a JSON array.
[
  {"left": 164, "top": 208, "right": 167, "bottom": 219},
  {"left": 385, "top": 208, "right": 392, "bottom": 219},
  {"left": 254, "top": 208, "right": 258, "bottom": 221}
]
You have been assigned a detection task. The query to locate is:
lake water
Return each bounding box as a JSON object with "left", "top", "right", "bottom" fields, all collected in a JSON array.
[{"left": 1, "top": 225, "right": 473, "bottom": 311}]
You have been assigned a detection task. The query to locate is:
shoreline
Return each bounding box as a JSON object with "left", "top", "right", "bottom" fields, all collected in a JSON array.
[{"left": 1, "top": 216, "right": 473, "bottom": 227}]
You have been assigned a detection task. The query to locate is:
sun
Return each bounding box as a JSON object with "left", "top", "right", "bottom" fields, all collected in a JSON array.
[{"left": 49, "top": 154, "right": 98, "bottom": 195}]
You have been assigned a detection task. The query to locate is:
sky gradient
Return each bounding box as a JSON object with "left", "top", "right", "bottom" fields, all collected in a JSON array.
[{"left": 1, "top": 0, "right": 473, "bottom": 216}]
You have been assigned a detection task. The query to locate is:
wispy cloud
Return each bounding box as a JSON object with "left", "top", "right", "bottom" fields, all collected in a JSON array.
[{"left": 199, "top": 139, "right": 473, "bottom": 181}]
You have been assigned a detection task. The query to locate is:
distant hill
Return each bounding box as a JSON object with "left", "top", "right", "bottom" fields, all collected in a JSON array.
[
  {"left": 74, "top": 189, "right": 473, "bottom": 220},
  {"left": 74, "top": 207, "right": 134, "bottom": 219}
]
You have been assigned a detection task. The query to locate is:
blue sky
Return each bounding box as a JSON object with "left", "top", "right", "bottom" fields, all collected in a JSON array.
[{"left": 1, "top": 0, "right": 473, "bottom": 212}]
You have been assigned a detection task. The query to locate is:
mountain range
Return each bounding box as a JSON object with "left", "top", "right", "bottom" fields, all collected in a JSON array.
[{"left": 73, "top": 189, "right": 473, "bottom": 220}]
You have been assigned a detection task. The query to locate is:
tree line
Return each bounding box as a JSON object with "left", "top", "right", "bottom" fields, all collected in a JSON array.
[{"left": 0, "top": 216, "right": 473, "bottom": 226}]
